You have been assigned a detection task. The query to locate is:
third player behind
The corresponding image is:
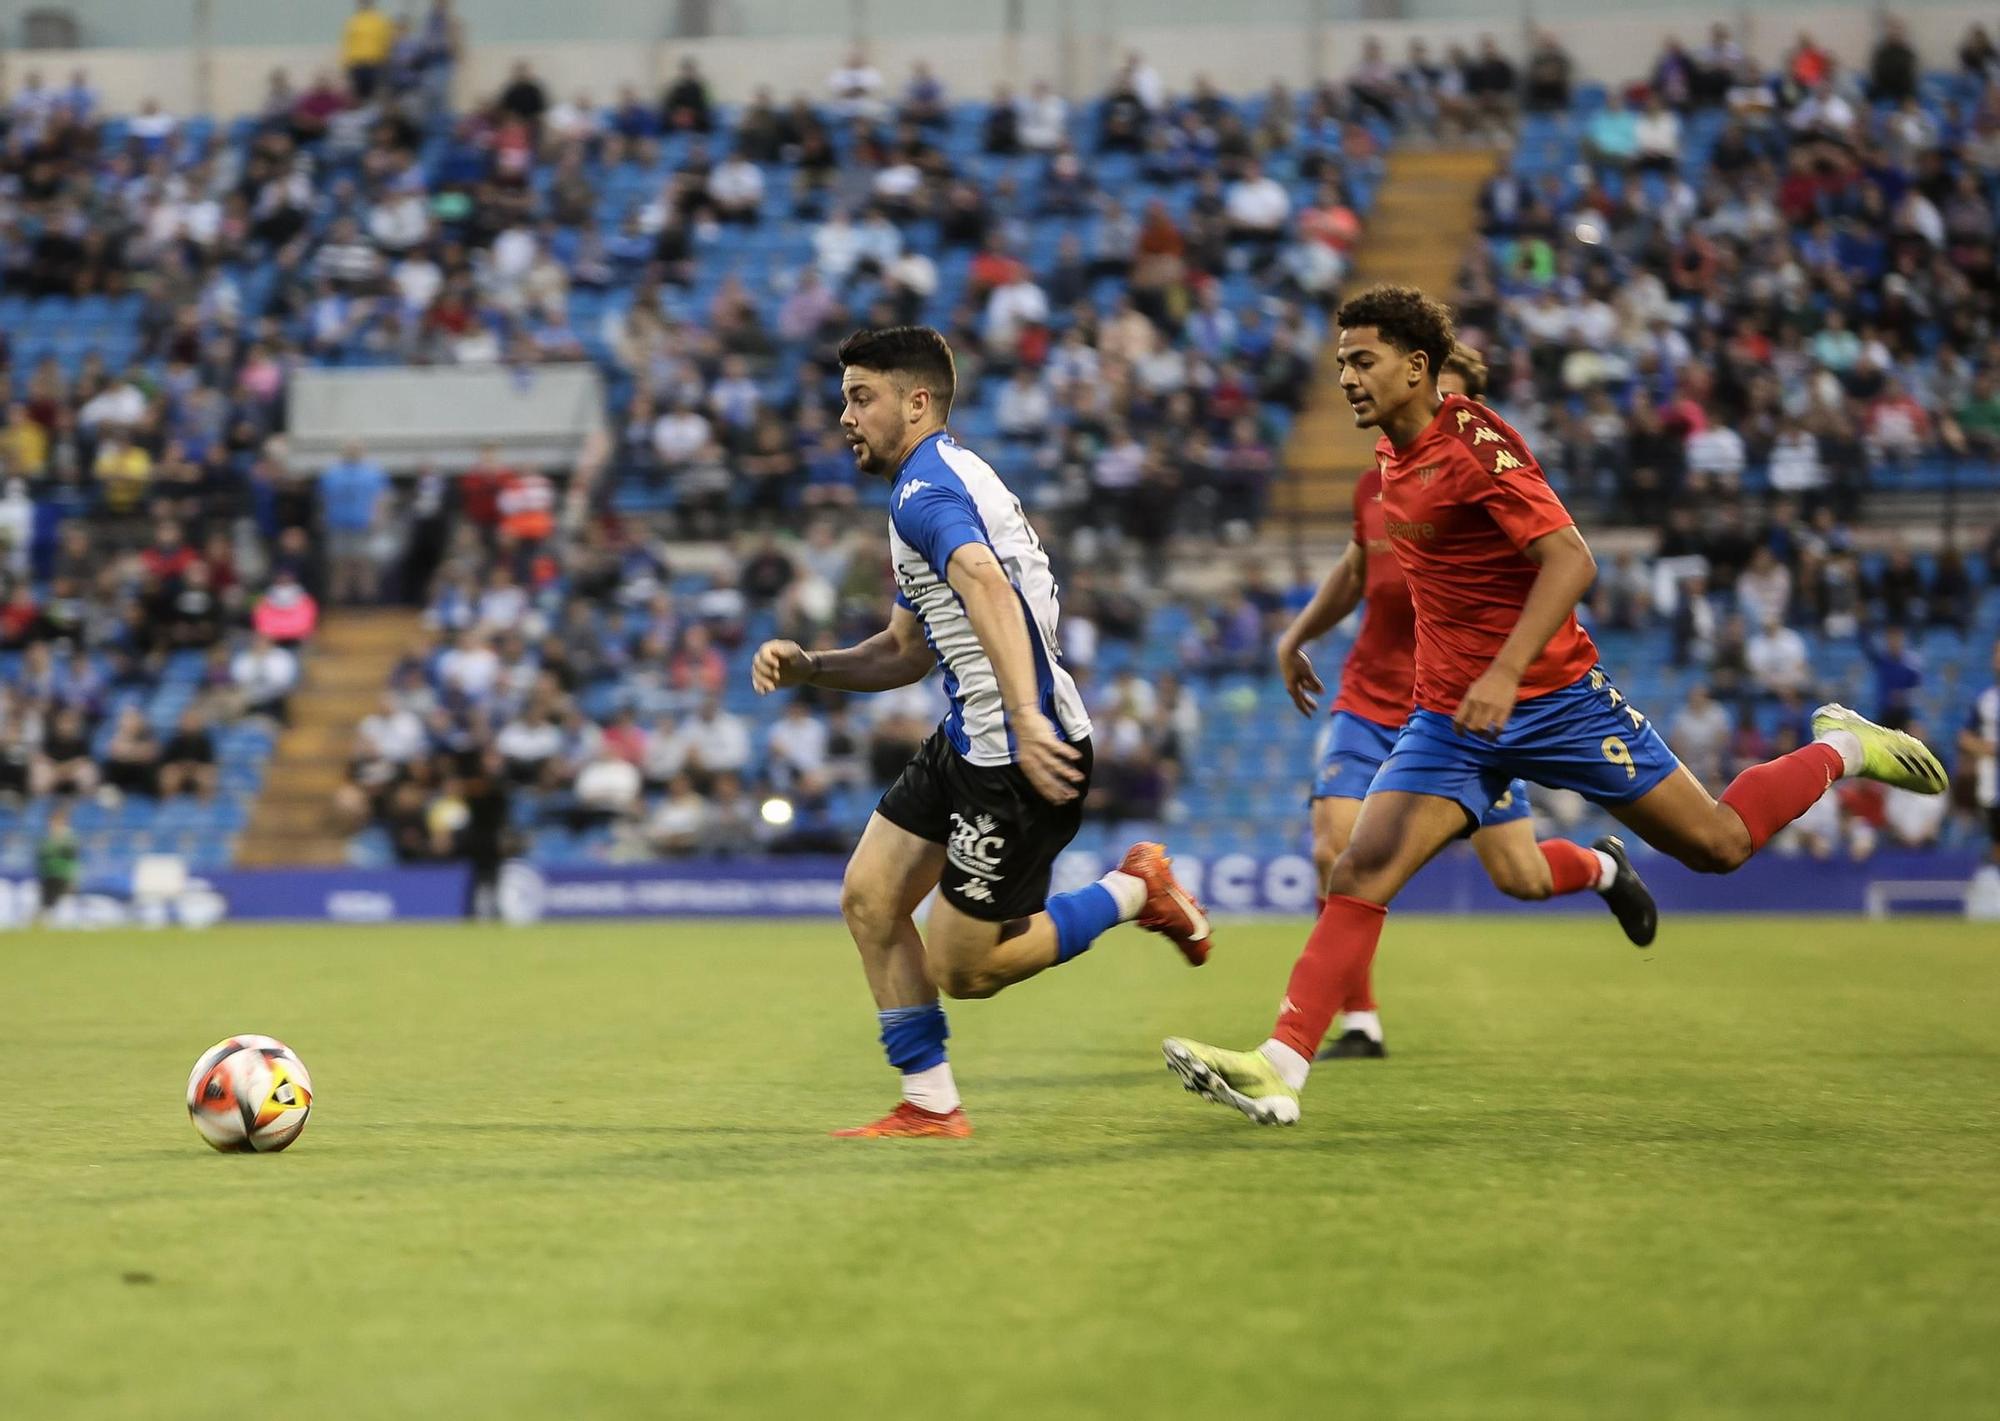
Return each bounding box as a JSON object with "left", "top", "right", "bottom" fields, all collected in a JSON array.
[{"left": 1166, "top": 286, "right": 1949, "bottom": 1125}]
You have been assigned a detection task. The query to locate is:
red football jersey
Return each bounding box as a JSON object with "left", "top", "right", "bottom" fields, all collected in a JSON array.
[
  {"left": 1331, "top": 464, "right": 1417, "bottom": 728},
  {"left": 1377, "top": 394, "right": 1599, "bottom": 713}
]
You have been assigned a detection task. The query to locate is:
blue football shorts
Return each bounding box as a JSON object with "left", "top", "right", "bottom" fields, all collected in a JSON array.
[
  {"left": 1311, "top": 710, "right": 1532, "bottom": 830},
  {"left": 1370, "top": 664, "right": 1680, "bottom": 827}
]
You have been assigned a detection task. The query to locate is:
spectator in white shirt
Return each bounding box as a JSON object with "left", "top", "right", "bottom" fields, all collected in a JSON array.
[
  {"left": 1635, "top": 97, "right": 1682, "bottom": 170},
  {"left": 1669, "top": 683, "right": 1733, "bottom": 788},
  {"left": 574, "top": 746, "right": 643, "bottom": 818},
  {"left": 231, "top": 633, "right": 300, "bottom": 722},
  {"left": 1767, "top": 417, "right": 1825, "bottom": 493},
  {"left": 1789, "top": 83, "right": 1856, "bottom": 137},
  {"left": 1685, "top": 422, "right": 1747, "bottom": 486},
  {"left": 855, "top": 209, "right": 903, "bottom": 273},
  {"left": 545, "top": 91, "right": 600, "bottom": 142},
  {"left": 827, "top": 49, "right": 884, "bottom": 119},
  {"left": 1735, "top": 547, "right": 1793, "bottom": 630},
  {"left": 1884, "top": 782, "right": 1947, "bottom": 846},
  {"left": 1747, "top": 614, "right": 1812, "bottom": 697},
  {"left": 766, "top": 699, "right": 829, "bottom": 790},
  {"left": 369, "top": 190, "right": 431, "bottom": 253},
  {"left": 128, "top": 97, "right": 177, "bottom": 144},
  {"left": 813, "top": 208, "right": 865, "bottom": 284},
  {"left": 1017, "top": 81, "right": 1068, "bottom": 152},
  {"left": 437, "top": 630, "right": 501, "bottom": 701},
  {"left": 651, "top": 399, "right": 713, "bottom": 468},
  {"left": 78, "top": 374, "right": 148, "bottom": 431},
  {"left": 1225, "top": 160, "right": 1292, "bottom": 243},
  {"left": 496, "top": 710, "right": 564, "bottom": 785},
  {"left": 708, "top": 148, "right": 766, "bottom": 225},
  {"left": 357, "top": 692, "right": 426, "bottom": 766},
  {"left": 645, "top": 773, "right": 710, "bottom": 855},
  {"left": 984, "top": 272, "right": 1050, "bottom": 355},
  {"left": 996, "top": 367, "right": 1054, "bottom": 439},
  {"left": 642, "top": 713, "right": 689, "bottom": 787},
  {"left": 476, "top": 566, "right": 529, "bottom": 633},
  {"left": 681, "top": 696, "right": 752, "bottom": 779}
]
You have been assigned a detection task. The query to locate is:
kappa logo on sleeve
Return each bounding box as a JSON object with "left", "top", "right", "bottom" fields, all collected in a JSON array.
[{"left": 897, "top": 479, "right": 932, "bottom": 508}]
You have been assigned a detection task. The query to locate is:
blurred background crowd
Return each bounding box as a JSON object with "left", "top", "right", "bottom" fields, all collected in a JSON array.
[{"left": 2, "top": 3, "right": 1998, "bottom": 906}]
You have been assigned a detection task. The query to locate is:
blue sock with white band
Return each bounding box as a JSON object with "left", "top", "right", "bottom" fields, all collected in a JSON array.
[{"left": 1045, "top": 869, "right": 1149, "bottom": 963}]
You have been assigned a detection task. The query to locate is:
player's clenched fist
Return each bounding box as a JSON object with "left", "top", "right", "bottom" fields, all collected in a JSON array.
[{"left": 751, "top": 639, "right": 813, "bottom": 695}]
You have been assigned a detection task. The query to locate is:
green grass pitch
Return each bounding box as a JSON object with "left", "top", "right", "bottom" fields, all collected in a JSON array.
[{"left": 3, "top": 915, "right": 1997, "bottom": 1420}]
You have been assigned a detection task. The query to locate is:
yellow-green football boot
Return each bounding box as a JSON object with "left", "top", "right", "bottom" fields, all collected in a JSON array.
[
  {"left": 1810, "top": 704, "right": 1949, "bottom": 794},
  {"left": 1163, "top": 1037, "right": 1300, "bottom": 1125}
]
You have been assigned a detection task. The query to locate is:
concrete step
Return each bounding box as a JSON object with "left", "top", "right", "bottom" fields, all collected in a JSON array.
[
  {"left": 243, "top": 607, "right": 421, "bottom": 867},
  {"left": 1278, "top": 144, "right": 1498, "bottom": 531}
]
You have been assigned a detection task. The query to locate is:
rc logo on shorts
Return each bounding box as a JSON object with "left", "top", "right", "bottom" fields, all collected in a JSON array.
[{"left": 947, "top": 812, "right": 1007, "bottom": 886}]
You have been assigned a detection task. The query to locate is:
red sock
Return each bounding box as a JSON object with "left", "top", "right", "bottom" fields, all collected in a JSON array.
[
  {"left": 1538, "top": 839, "right": 1602, "bottom": 896},
  {"left": 1272, "top": 895, "right": 1388, "bottom": 1060},
  {"left": 1719, "top": 742, "right": 1845, "bottom": 854},
  {"left": 1339, "top": 960, "right": 1376, "bottom": 1015}
]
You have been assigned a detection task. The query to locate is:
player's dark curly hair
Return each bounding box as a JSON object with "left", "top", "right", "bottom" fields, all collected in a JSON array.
[
  {"left": 1334, "top": 285, "right": 1457, "bottom": 383},
  {"left": 836, "top": 325, "right": 957, "bottom": 417},
  {"left": 1442, "top": 342, "right": 1488, "bottom": 399}
]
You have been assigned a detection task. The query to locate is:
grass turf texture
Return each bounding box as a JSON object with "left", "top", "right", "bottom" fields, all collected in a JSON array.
[{"left": 2, "top": 917, "right": 1996, "bottom": 1420}]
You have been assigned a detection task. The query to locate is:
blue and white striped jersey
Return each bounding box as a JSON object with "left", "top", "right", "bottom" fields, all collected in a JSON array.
[{"left": 888, "top": 431, "right": 1092, "bottom": 766}]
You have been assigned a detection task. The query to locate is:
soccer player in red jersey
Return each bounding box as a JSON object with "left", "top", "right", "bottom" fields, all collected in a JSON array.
[
  {"left": 1279, "top": 344, "right": 1656, "bottom": 1060},
  {"left": 1166, "top": 286, "right": 1950, "bottom": 1125}
]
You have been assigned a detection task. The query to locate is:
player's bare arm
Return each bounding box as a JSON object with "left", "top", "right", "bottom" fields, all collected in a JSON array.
[
  {"left": 944, "top": 541, "right": 1084, "bottom": 805},
  {"left": 1454, "top": 526, "right": 1598, "bottom": 738},
  {"left": 751, "top": 604, "right": 932, "bottom": 695},
  {"left": 1276, "top": 541, "right": 1366, "bottom": 718}
]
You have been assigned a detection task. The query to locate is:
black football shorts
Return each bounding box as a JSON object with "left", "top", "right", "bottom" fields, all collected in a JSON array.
[{"left": 875, "top": 727, "right": 1093, "bottom": 921}]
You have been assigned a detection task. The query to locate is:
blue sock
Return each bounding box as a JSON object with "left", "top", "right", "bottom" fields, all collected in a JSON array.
[
  {"left": 877, "top": 1003, "right": 949, "bottom": 1074},
  {"left": 1045, "top": 882, "right": 1123, "bottom": 964}
]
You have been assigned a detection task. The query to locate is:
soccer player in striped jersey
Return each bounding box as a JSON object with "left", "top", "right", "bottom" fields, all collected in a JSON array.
[
  {"left": 1165, "top": 286, "right": 1949, "bottom": 1126},
  {"left": 1279, "top": 343, "right": 1656, "bottom": 1060},
  {"left": 753, "top": 326, "right": 1209, "bottom": 1138}
]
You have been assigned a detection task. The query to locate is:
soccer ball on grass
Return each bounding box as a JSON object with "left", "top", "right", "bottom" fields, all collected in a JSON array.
[{"left": 185, "top": 1035, "right": 313, "bottom": 1153}]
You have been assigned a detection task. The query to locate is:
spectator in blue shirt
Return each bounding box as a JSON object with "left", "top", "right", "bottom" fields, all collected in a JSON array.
[
  {"left": 321, "top": 441, "right": 389, "bottom": 605},
  {"left": 1865, "top": 624, "right": 1925, "bottom": 730},
  {"left": 1585, "top": 94, "right": 1640, "bottom": 168}
]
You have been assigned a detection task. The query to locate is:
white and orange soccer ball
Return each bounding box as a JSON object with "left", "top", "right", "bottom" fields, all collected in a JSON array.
[{"left": 185, "top": 1035, "right": 314, "bottom": 1153}]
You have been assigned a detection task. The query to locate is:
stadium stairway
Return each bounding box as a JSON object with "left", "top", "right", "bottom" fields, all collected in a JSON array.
[
  {"left": 1277, "top": 146, "right": 1499, "bottom": 531},
  {"left": 237, "top": 609, "right": 421, "bottom": 867}
]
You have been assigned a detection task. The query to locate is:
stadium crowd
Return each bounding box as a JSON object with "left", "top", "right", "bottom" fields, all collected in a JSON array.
[
  {"left": 1, "top": 6, "right": 1998, "bottom": 883},
  {"left": 1448, "top": 18, "right": 2000, "bottom": 521}
]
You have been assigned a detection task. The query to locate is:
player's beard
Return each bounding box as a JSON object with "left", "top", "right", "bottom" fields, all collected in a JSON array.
[{"left": 847, "top": 433, "right": 882, "bottom": 477}]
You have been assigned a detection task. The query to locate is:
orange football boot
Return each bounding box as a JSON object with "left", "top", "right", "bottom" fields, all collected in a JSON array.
[
  {"left": 1118, "top": 841, "right": 1212, "bottom": 965},
  {"left": 830, "top": 1101, "right": 973, "bottom": 1138}
]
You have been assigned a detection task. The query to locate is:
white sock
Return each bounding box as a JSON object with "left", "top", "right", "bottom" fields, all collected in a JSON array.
[
  {"left": 1590, "top": 849, "right": 1619, "bottom": 893},
  {"left": 1341, "top": 1010, "right": 1383, "bottom": 1043},
  {"left": 901, "top": 1062, "right": 960, "bottom": 1114},
  {"left": 1258, "top": 1039, "right": 1311, "bottom": 1091},
  {"left": 1817, "top": 728, "right": 1863, "bottom": 777},
  {"left": 1097, "top": 869, "right": 1148, "bottom": 920}
]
